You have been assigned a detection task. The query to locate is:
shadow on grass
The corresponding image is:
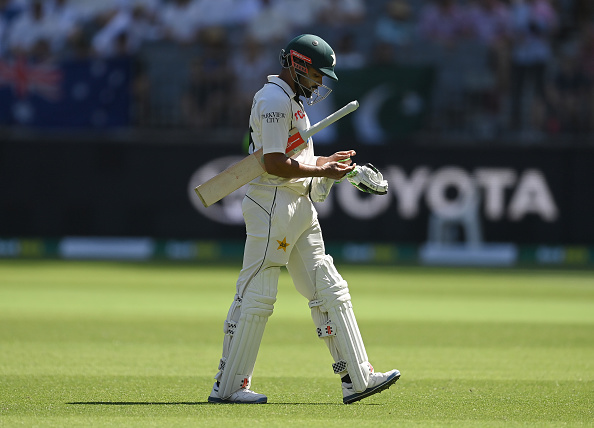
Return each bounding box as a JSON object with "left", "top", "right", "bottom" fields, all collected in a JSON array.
[
  {"left": 66, "top": 401, "right": 367, "bottom": 406},
  {"left": 68, "top": 402, "right": 209, "bottom": 406}
]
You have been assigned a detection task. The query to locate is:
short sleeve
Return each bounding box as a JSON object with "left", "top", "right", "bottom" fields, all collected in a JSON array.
[{"left": 257, "top": 91, "right": 292, "bottom": 155}]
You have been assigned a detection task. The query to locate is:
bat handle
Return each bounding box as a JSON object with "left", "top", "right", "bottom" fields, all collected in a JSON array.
[{"left": 302, "top": 100, "right": 359, "bottom": 140}]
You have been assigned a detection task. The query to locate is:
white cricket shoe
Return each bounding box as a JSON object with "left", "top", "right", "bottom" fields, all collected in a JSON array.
[
  {"left": 342, "top": 369, "right": 400, "bottom": 404},
  {"left": 207, "top": 382, "right": 267, "bottom": 404}
]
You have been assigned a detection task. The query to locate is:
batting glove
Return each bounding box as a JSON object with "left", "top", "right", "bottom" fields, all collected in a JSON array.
[{"left": 345, "top": 163, "right": 388, "bottom": 195}]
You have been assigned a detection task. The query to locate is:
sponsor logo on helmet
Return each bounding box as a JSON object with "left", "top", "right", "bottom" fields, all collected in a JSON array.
[{"left": 290, "top": 50, "right": 312, "bottom": 63}]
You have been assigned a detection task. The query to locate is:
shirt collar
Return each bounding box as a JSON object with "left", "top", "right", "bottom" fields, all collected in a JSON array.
[{"left": 267, "top": 75, "right": 298, "bottom": 101}]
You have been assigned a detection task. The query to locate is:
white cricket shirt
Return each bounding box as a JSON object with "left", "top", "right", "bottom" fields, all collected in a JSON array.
[{"left": 248, "top": 75, "right": 317, "bottom": 194}]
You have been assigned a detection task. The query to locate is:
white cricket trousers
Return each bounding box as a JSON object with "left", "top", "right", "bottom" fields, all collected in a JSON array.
[{"left": 237, "top": 183, "right": 325, "bottom": 307}]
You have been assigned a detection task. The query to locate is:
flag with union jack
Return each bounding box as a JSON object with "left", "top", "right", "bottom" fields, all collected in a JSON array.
[{"left": 0, "top": 57, "right": 132, "bottom": 128}]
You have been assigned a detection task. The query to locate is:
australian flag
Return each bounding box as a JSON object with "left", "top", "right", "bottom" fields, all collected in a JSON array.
[{"left": 0, "top": 56, "right": 132, "bottom": 128}]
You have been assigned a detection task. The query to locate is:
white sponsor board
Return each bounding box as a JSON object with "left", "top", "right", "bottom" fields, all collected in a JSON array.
[
  {"left": 59, "top": 237, "right": 155, "bottom": 260},
  {"left": 420, "top": 243, "right": 517, "bottom": 266}
]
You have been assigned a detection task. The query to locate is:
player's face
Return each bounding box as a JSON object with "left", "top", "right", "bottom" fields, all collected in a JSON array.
[{"left": 297, "top": 66, "right": 323, "bottom": 99}]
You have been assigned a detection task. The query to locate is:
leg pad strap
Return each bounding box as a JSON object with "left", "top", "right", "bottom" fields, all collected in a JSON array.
[{"left": 332, "top": 360, "right": 347, "bottom": 374}]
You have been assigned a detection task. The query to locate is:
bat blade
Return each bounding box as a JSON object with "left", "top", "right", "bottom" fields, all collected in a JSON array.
[{"left": 194, "top": 149, "right": 265, "bottom": 207}]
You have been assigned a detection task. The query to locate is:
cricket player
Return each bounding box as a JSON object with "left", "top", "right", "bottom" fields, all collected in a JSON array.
[{"left": 208, "top": 34, "right": 399, "bottom": 404}]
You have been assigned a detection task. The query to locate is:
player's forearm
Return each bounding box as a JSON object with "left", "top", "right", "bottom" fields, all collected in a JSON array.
[
  {"left": 263, "top": 153, "right": 324, "bottom": 178},
  {"left": 264, "top": 153, "right": 354, "bottom": 180}
]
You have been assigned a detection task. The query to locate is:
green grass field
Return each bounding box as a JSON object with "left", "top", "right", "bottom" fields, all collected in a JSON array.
[{"left": 0, "top": 260, "right": 592, "bottom": 427}]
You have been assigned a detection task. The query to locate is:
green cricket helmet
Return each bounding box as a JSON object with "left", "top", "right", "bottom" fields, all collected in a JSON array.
[{"left": 280, "top": 34, "right": 337, "bottom": 105}]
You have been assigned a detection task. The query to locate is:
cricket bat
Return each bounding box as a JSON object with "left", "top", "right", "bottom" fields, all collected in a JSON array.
[{"left": 194, "top": 100, "right": 359, "bottom": 208}]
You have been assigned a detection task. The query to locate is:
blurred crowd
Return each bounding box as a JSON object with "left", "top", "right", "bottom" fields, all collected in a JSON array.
[
  {"left": 0, "top": 0, "right": 367, "bottom": 59},
  {"left": 1, "top": 0, "right": 593, "bottom": 141}
]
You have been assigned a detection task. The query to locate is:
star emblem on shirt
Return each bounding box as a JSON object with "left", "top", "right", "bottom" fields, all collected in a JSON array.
[{"left": 276, "top": 237, "right": 290, "bottom": 252}]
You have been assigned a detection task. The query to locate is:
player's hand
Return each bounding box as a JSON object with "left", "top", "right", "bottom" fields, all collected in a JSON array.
[
  {"left": 321, "top": 160, "right": 356, "bottom": 180},
  {"left": 328, "top": 150, "right": 356, "bottom": 164}
]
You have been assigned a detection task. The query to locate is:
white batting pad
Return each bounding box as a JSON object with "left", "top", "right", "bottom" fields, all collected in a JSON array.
[
  {"left": 327, "top": 301, "right": 371, "bottom": 392},
  {"left": 311, "top": 304, "right": 343, "bottom": 364},
  {"left": 215, "top": 294, "right": 243, "bottom": 377},
  {"left": 217, "top": 267, "right": 279, "bottom": 399},
  {"left": 312, "top": 255, "right": 371, "bottom": 393}
]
